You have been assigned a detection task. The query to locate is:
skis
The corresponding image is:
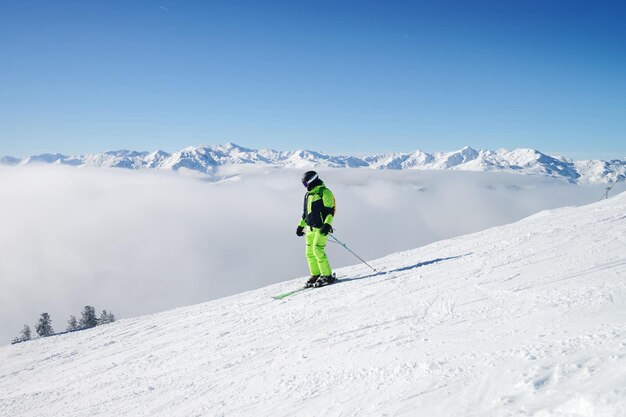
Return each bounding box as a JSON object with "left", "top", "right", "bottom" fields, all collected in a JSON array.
[
  {"left": 271, "top": 274, "right": 339, "bottom": 300},
  {"left": 271, "top": 287, "right": 309, "bottom": 300}
]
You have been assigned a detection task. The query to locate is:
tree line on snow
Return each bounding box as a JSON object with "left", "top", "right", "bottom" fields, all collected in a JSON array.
[{"left": 12, "top": 306, "right": 116, "bottom": 344}]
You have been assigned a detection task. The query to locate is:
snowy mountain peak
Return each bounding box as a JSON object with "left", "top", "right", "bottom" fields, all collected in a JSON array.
[
  {"left": 2, "top": 144, "right": 625, "bottom": 184},
  {"left": 103, "top": 150, "right": 148, "bottom": 158},
  {"left": 221, "top": 142, "right": 251, "bottom": 151},
  {"left": 148, "top": 149, "right": 171, "bottom": 158},
  {"left": 23, "top": 153, "right": 66, "bottom": 164},
  {"left": 438, "top": 146, "right": 480, "bottom": 167},
  {"left": 0, "top": 155, "right": 20, "bottom": 166}
]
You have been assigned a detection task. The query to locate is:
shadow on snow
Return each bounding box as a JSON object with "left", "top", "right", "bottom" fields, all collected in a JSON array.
[{"left": 339, "top": 253, "right": 472, "bottom": 283}]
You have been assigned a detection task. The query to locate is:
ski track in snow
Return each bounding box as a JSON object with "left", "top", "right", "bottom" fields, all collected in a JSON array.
[{"left": 2, "top": 195, "right": 626, "bottom": 416}]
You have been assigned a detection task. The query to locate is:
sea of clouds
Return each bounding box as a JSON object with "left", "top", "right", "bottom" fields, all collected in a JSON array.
[{"left": 0, "top": 165, "right": 614, "bottom": 343}]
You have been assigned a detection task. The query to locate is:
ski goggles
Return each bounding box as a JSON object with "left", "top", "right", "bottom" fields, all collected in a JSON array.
[{"left": 302, "top": 173, "right": 318, "bottom": 187}]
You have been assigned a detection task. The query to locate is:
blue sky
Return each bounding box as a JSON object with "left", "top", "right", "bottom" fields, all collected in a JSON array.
[{"left": 1, "top": 1, "right": 625, "bottom": 159}]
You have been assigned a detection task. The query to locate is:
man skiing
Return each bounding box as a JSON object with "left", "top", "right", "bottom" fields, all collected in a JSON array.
[{"left": 296, "top": 171, "right": 336, "bottom": 287}]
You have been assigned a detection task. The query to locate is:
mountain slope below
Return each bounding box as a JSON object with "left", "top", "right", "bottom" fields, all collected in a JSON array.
[{"left": 1, "top": 193, "right": 626, "bottom": 416}]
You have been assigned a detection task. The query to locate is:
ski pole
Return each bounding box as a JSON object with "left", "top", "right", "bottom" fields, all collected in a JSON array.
[
  {"left": 328, "top": 234, "right": 377, "bottom": 272},
  {"left": 600, "top": 178, "right": 621, "bottom": 201}
]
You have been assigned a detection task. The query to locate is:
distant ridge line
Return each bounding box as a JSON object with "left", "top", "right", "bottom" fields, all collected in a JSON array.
[{"left": 2, "top": 143, "right": 625, "bottom": 184}]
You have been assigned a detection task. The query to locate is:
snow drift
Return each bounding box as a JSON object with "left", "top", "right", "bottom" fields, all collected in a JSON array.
[{"left": 1, "top": 192, "right": 625, "bottom": 416}]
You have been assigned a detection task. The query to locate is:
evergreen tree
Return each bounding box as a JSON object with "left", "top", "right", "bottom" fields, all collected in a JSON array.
[
  {"left": 79, "top": 305, "right": 97, "bottom": 329},
  {"left": 98, "top": 310, "right": 116, "bottom": 325},
  {"left": 67, "top": 315, "right": 78, "bottom": 332},
  {"left": 12, "top": 325, "right": 32, "bottom": 344},
  {"left": 21, "top": 324, "right": 31, "bottom": 341},
  {"left": 35, "top": 313, "right": 54, "bottom": 337}
]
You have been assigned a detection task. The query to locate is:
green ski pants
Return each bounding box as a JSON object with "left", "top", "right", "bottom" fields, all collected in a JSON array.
[{"left": 305, "top": 227, "right": 332, "bottom": 276}]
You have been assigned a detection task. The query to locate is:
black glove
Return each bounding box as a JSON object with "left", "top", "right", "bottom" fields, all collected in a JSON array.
[
  {"left": 320, "top": 223, "right": 333, "bottom": 236},
  {"left": 296, "top": 225, "right": 305, "bottom": 237}
]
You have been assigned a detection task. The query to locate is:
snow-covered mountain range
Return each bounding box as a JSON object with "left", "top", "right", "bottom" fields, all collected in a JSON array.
[
  {"left": 2, "top": 143, "right": 626, "bottom": 184},
  {"left": 2, "top": 191, "right": 625, "bottom": 416}
]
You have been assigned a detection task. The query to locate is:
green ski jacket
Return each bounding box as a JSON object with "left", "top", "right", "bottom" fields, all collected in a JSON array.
[{"left": 299, "top": 183, "right": 335, "bottom": 229}]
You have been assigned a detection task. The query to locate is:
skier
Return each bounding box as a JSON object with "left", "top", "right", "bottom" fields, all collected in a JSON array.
[{"left": 296, "top": 171, "right": 336, "bottom": 287}]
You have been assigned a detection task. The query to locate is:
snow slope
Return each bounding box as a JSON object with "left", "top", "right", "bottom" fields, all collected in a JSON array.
[
  {"left": 3, "top": 143, "right": 625, "bottom": 184},
  {"left": 1, "top": 193, "right": 626, "bottom": 416}
]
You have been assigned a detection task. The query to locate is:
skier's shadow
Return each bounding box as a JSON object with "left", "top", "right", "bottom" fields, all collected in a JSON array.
[{"left": 339, "top": 253, "right": 472, "bottom": 283}]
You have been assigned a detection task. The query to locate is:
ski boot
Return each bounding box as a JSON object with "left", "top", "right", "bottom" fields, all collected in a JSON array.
[
  {"left": 313, "top": 273, "right": 336, "bottom": 287},
  {"left": 304, "top": 275, "right": 320, "bottom": 288}
]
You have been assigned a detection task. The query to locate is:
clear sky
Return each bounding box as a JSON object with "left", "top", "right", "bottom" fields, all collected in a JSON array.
[{"left": 1, "top": 0, "right": 625, "bottom": 159}]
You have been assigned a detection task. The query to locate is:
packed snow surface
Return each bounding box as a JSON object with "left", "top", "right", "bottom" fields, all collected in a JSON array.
[{"left": 2, "top": 193, "right": 626, "bottom": 416}]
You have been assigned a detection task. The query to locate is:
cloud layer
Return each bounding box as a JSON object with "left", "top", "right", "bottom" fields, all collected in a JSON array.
[{"left": 0, "top": 166, "right": 608, "bottom": 343}]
